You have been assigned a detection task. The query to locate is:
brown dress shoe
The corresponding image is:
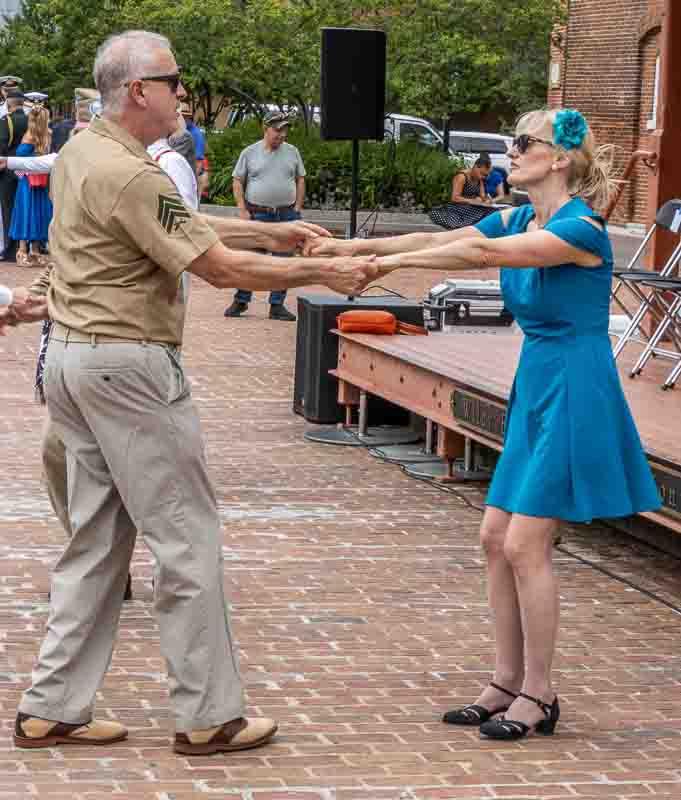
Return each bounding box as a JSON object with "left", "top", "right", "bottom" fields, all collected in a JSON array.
[
  {"left": 14, "top": 712, "right": 128, "bottom": 748},
  {"left": 174, "top": 716, "right": 278, "bottom": 755}
]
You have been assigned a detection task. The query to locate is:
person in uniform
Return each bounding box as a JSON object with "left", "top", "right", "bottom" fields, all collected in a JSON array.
[
  {"left": 0, "top": 90, "right": 28, "bottom": 260},
  {"left": 11, "top": 29, "right": 377, "bottom": 755},
  {"left": 0, "top": 76, "right": 23, "bottom": 118},
  {"left": 1, "top": 101, "right": 201, "bottom": 604}
]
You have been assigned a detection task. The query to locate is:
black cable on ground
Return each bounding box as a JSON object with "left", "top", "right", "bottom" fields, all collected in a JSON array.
[{"left": 368, "top": 447, "right": 681, "bottom": 617}]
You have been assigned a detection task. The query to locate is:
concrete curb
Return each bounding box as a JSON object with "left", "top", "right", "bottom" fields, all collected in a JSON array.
[{"left": 202, "top": 203, "right": 645, "bottom": 241}]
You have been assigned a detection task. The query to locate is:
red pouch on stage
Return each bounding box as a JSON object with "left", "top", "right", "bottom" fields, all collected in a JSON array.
[
  {"left": 27, "top": 173, "right": 49, "bottom": 188},
  {"left": 336, "top": 310, "right": 399, "bottom": 334},
  {"left": 336, "top": 310, "right": 427, "bottom": 336}
]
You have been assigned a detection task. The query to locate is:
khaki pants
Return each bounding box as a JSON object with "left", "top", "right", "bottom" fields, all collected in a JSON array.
[
  {"left": 20, "top": 334, "right": 245, "bottom": 732},
  {"left": 41, "top": 417, "right": 71, "bottom": 537}
]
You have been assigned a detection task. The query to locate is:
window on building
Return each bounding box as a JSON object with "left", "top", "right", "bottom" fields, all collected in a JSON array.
[
  {"left": 550, "top": 61, "right": 561, "bottom": 87},
  {"left": 647, "top": 55, "right": 660, "bottom": 130}
]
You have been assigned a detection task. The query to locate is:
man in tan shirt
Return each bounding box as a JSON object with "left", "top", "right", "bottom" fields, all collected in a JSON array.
[{"left": 11, "top": 30, "right": 377, "bottom": 756}]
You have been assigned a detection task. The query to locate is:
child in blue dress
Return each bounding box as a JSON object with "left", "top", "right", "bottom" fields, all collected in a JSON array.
[
  {"left": 307, "top": 108, "right": 661, "bottom": 741},
  {"left": 9, "top": 105, "right": 53, "bottom": 266}
]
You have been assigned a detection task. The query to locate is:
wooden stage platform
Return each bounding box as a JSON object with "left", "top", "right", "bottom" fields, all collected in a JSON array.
[{"left": 332, "top": 329, "right": 681, "bottom": 534}]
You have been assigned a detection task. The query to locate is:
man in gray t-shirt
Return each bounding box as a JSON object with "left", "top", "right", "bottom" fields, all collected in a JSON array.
[{"left": 224, "top": 110, "right": 306, "bottom": 321}]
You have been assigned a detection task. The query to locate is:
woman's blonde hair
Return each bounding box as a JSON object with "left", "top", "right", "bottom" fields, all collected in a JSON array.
[
  {"left": 27, "top": 106, "right": 50, "bottom": 156},
  {"left": 515, "top": 108, "right": 615, "bottom": 209}
]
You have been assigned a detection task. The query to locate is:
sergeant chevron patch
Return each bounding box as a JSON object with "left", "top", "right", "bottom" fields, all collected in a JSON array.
[{"left": 157, "top": 194, "right": 191, "bottom": 234}]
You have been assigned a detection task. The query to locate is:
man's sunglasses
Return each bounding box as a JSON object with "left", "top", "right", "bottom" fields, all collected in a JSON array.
[
  {"left": 511, "top": 134, "right": 554, "bottom": 154},
  {"left": 125, "top": 71, "right": 183, "bottom": 93}
]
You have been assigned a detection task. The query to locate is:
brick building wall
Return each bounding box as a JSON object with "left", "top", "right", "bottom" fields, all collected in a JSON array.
[{"left": 548, "top": 0, "right": 664, "bottom": 226}]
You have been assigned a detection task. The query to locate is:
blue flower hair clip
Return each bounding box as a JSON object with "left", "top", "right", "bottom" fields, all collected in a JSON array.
[{"left": 553, "top": 109, "right": 588, "bottom": 150}]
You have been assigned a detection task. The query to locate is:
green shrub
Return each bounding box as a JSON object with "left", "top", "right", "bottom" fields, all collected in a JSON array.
[{"left": 207, "top": 121, "right": 463, "bottom": 212}]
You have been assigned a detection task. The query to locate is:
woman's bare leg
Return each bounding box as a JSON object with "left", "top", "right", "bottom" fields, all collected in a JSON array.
[
  {"left": 502, "top": 513, "right": 560, "bottom": 726},
  {"left": 468, "top": 506, "right": 524, "bottom": 710}
]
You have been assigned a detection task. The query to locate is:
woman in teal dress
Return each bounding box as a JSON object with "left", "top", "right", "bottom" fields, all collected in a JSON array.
[{"left": 307, "top": 108, "right": 661, "bottom": 740}]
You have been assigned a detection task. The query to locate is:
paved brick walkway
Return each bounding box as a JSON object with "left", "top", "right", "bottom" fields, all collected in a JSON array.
[{"left": 1, "top": 261, "right": 681, "bottom": 800}]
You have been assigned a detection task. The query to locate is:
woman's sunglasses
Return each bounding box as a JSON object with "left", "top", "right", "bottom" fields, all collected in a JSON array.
[{"left": 511, "top": 134, "right": 554, "bottom": 154}]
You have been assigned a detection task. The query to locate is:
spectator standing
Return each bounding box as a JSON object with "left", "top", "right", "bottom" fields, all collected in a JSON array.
[
  {"left": 0, "top": 91, "right": 28, "bottom": 260},
  {"left": 51, "top": 112, "right": 76, "bottom": 153},
  {"left": 9, "top": 105, "right": 53, "bottom": 266},
  {"left": 168, "top": 109, "right": 197, "bottom": 176},
  {"left": 180, "top": 101, "right": 208, "bottom": 195},
  {"left": 223, "top": 110, "right": 305, "bottom": 322}
]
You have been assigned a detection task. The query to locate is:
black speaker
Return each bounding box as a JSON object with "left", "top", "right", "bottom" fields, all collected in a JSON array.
[
  {"left": 293, "top": 294, "right": 424, "bottom": 424},
  {"left": 320, "top": 27, "right": 386, "bottom": 141}
]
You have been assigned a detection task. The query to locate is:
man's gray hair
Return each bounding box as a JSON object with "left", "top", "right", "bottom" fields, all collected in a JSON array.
[{"left": 93, "top": 30, "right": 172, "bottom": 113}]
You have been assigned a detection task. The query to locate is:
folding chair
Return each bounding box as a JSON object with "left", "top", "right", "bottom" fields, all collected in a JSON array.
[
  {"left": 611, "top": 199, "right": 681, "bottom": 360},
  {"left": 628, "top": 278, "right": 681, "bottom": 385}
]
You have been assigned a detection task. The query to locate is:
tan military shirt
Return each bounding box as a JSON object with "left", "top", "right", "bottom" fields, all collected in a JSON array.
[{"left": 47, "top": 117, "right": 218, "bottom": 345}]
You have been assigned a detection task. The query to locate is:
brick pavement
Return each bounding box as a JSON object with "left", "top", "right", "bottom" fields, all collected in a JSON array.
[{"left": 1, "top": 261, "right": 681, "bottom": 800}]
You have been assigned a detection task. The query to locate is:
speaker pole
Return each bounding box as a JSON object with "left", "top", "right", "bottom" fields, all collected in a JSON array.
[{"left": 350, "top": 139, "right": 359, "bottom": 237}]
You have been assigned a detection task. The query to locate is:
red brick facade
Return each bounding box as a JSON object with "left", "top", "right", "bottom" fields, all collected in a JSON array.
[{"left": 548, "top": 0, "right": 664, "bottom": 226}]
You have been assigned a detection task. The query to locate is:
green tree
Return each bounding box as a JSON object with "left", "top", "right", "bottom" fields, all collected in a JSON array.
[
  {"left": 381, "top": 0, "right": 565, "bottom": 135},
  {"left": 0, "top": 0, "right": 562, "bottom": 128}
]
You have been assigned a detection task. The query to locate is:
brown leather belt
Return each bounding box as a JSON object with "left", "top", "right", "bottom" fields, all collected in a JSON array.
[
  {"left": 50, "top": 321, "right": 178, "bottom": 348},
  {"left": 247, "top": 203, "right": 295, "bottom": 215}
]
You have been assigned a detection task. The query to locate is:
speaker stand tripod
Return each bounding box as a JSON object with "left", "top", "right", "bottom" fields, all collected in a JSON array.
[{"left": 349, "top": 139, "right": 359, "bottom": 237}]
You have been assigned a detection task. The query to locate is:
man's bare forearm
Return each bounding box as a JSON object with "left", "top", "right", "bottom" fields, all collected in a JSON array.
[
  {"left": 295, "top": 178, "right": 305, "bottom": 211},
  {"left": 232, "top": 178, "right": 247, "bottom": 210},
  {"left": 225, "top": 253, "right": 330, "bottom": 290},
  {"left": 200, "top": 214, "right": 277, "bottom": 250},
  {"left": 191, "top": 244, "right": 331, "bottom": 290}
]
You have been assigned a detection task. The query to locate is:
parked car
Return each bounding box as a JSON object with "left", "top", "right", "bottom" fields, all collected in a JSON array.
[
  {"left": 384, "top": 113, "right": 452, "bottom": 154},
  {"left": 447, "top": 130, "right": 513, "bottom": 173}
]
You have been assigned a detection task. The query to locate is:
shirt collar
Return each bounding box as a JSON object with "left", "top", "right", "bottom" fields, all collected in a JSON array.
[{"left": 89, "top": 116, "right": 153, "bottom": 162}]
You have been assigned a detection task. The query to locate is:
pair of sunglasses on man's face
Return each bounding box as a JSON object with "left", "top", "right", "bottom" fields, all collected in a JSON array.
[
  {"left": 125, "top": 70, "right": 183, "bottom": 94},
  {"left": 510, "top": 134, "right": 554, "bottom": 154}
]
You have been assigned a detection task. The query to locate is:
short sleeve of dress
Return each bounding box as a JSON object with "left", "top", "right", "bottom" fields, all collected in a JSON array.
[
  {"left": 111, "top": 168, "right": 218, "bottom": 278},
  {"left": 474, "top": 210, "right": 506, "bottom": 239},
  {"left": 544, "top": 216, "right": 608, "bottom": 260}
]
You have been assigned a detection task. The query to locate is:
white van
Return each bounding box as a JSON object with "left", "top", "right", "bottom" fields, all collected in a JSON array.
[{"left": 383, "top": 116, "right": 512, "bottom": 174}]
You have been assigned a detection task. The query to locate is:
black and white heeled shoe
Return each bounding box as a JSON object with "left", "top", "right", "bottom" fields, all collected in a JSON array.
[
  {"left": 442, "top": 682, "right": 518, "bottom": 726},
  {"left": 479, "top": 692, "right": 560, "bottom": 740}
]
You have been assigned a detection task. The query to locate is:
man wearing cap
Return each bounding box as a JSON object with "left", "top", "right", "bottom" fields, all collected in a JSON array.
[
  {"left": 0, "top": 89, "right": 28, "bottom": 260},
  {"left": 0, "top": 76, "right": 23, "bottom": 119},
  {"left": 9, "top": 29, "right": 377, "bottom": 756},
  {"left": 224, "top": 109, "right": 306, "bottom": 321}
]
